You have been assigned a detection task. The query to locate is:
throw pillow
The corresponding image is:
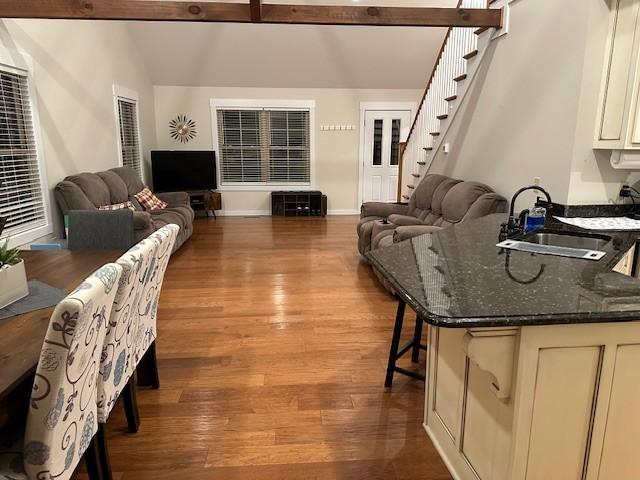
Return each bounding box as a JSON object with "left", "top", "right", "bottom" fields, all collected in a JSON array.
[
  {"left": 134, "top": 187, "right": 168, "bottom": 210},
  {"left": 98, "top": 200, "right": 136, "bottom": 211}
]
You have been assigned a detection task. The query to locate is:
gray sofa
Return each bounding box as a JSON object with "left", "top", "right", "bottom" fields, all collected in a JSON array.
[
  {"left": 358, "top": 174, "right": 507, "bottom": 257},
  {"left": 54, "top": 167, "right": 194, "bottom": 252}
]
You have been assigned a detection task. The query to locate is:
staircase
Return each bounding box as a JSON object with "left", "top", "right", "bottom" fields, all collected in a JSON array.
[{"left": 400, "top": 0, "right": 501, "bottom": 201}]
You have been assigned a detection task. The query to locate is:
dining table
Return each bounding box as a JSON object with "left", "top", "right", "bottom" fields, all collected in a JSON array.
[{"left": 0, "top": 249, "right": 119, "bottom": 427}]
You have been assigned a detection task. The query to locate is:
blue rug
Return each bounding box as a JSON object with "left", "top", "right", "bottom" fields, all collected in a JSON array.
[{"left": 0, "top": 280, "right": 66, "bottom": 320}]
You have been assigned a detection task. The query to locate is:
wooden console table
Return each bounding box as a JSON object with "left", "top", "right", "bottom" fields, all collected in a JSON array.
[{"left": 188, "top": 191, "right": 221, "bottom": 218}]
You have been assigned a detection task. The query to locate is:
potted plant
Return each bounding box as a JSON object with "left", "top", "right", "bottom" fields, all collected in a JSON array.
[{"left": 0, "top": 238, "right": 29, "bottom": 309}]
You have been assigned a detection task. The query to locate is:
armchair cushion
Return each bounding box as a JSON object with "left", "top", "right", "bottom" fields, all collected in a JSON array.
[
  {"left": 360, "top": 202, "right": 408, "bottom": 219},
  {"left": 393, "top": 225, "right": 443, "bottom": 243},
  {"left": 387, "top": 214, "right": 425, "bottom": 227}
]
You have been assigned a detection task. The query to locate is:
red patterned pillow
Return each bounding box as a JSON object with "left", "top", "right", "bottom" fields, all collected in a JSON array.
[
  {"left": 134, "top": 187, "right": 167, "bottom": 210},
  {"left": 98, "top": 200, "right": 136, "bottom": 211}
]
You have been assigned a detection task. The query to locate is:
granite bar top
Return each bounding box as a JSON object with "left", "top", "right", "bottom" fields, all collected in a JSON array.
[{"left": 367, "top": 212, "right": 640, "bottom": 328}]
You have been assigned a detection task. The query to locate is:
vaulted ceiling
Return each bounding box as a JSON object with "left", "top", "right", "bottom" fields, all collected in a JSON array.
[{"left": 127, "top": 0, "right": 456, "bottom": 89}]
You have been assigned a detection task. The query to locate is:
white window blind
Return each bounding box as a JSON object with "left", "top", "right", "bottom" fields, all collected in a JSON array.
[
  {"left": 217, "top": 108, "right": 310, "bottom": 185},
  {"left": 0, "top": 69, "right": 47, "bottom": 239},
  {"left": 116, "top": 98, "right": 142, "bottom": 176}
]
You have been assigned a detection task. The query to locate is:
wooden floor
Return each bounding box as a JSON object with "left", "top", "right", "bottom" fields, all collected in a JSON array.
[{"left": 98, "top": 216, "right": 452, "bottom": 480}]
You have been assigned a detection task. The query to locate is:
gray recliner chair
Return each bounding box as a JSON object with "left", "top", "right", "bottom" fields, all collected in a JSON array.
[{"left": 358, "top": 174, "right": 507, "bottom": 258}]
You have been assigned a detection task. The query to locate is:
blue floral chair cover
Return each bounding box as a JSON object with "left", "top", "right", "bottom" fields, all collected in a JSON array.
[
  {"left": 97, "top": 224, "right": 178, "bottom": 422},
  {"left": 0, "top": 263, "right": 122, "bottom": 480}
]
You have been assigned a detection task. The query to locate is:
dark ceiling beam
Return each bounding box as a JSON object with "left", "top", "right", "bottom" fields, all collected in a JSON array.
[
  {"left": 250, "top": 0, "right": 262, "bottom": 22},
  {"left": 0, "top": 1, "right": 503, "bottom": 28},
  {"left": 260, "top": 5, "right": 502, "bottom": 27}
]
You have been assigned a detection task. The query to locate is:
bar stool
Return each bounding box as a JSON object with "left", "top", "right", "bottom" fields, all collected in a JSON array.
[{"left": 385, "top": 299, "right": 427, "bottom": 388}]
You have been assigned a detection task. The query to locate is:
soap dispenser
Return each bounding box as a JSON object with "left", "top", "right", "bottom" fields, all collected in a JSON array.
[{"left": 523, "top": 205, "right": 546, "bottom": 233}]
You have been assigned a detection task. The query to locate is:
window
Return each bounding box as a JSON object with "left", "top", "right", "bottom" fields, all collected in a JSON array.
[
  {"left": 114, "top": 86, "right": 142, "bottom": 177},
  {"left": 212, "top": 100, "right": 314, "bottom": 188},
  {"left": 0, "top": 51, "right": 50, "bottom": 246}
]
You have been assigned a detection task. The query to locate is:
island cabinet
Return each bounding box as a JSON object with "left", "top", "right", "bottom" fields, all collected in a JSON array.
[
  {"left": 367, "top": 213, "right": 640, "bottom": 480},
  {"left": 424, "top": 322, "right": 640, "bottom": 480}
]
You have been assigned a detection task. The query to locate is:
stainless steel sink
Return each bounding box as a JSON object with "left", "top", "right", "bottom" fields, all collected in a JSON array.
[
  {"left": 521, "top": 232, "right": 611, "bottom": 251},
  {"left": 496, "top": 231, "right": 611, "bottom": 260}
]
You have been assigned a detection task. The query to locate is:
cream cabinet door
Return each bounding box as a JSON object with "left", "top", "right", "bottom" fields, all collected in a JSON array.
[{"left": 595, "top": 0, "right": 640, "bottom": 149}]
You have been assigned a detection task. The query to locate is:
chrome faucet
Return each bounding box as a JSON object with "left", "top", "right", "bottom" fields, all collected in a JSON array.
[{"left": 499, "top": 185, "right": 552, "bottom": 241}]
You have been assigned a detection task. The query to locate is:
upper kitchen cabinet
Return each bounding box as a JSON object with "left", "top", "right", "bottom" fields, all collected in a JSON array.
[{"left": 595, "top": 0, "right": 640, "bottom": 154}]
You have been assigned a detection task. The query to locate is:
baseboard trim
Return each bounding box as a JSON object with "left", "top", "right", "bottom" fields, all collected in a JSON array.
[
  {"left": 327, "top": 209, "right": 360, "bottom": 215},
  {"left": 215, "top": 209, "right": 359, "bottom": 217},
  {"left": 217, "top": 210, "right": 270, "bottom": 217}
]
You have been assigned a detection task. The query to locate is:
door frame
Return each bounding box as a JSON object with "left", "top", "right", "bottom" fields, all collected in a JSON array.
[{"left": 358, "top": 102, "right": 417, "bottom": 209}]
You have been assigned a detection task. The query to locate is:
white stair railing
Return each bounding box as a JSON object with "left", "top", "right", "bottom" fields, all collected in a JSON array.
[{"left": 400, "top": 0, "right": 499, "bottom": 201}]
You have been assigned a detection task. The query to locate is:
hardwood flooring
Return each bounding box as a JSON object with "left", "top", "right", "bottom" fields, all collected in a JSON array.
[{"left": 93, "top": 216, "right": 452, "bottom": 480}]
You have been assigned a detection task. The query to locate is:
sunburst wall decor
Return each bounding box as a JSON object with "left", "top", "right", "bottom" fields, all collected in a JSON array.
[{"left": 169, "top": 115, "right": 197, "bottom": 143}]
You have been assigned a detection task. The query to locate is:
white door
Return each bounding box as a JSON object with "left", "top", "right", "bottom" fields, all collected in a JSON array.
[{"left": 362, "top": 110, "right": 412, "bottom": 203}]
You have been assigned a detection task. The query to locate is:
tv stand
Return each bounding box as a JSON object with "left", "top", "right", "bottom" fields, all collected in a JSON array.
[{"left": 188, "top": 190, "right": 221, "bottom": 218}]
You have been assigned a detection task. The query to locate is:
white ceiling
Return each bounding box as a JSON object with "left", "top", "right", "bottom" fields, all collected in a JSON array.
[{"left": 126, "top": 0, "right": 456, "bottom": 89}]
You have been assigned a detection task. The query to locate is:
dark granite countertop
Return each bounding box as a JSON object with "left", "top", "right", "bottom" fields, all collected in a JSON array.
[{"left": 367, "top": 212, "right": 640, "bottom": 328}]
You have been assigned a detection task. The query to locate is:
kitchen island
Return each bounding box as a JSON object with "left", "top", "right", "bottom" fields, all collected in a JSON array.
[{"left": 368, "top": 213, "right": 640, "bottom": 480}]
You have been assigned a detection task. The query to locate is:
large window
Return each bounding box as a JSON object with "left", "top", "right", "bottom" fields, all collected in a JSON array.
[
  {"left": 114, "top": 86, "right": 142, "bottom": 177},
  {"left": 0, "top": 51, "right": 50, "bottom": 246},
  {"left": 212, "top": 100, "right": 314, "bottom": 188}
]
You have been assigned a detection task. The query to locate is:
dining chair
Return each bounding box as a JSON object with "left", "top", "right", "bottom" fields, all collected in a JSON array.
[
  {"left": 97, "top": 224, "right": 178, "bottom": 436},
  {"left": 0, "top": 263, "right": 122, "bottom": 480}
]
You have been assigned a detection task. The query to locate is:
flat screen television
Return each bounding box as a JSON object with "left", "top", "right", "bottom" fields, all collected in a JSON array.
[{"left": 151, "top": 150, "right": 217, "bottom": 192}]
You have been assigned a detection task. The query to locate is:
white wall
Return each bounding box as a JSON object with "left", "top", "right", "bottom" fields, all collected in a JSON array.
[
  {"left": 153, "top": 86, "right": 420, "bottom": 214},
  {"left": 427, "top": 0, "right": 632, "bottom": 210},
  {"left": 0, "top": 20, "right": 157, "bottom": 239}
]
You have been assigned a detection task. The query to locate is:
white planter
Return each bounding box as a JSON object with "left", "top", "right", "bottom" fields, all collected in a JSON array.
[{"left": 0, "top": 259, "right": 29, "bottom": 309}]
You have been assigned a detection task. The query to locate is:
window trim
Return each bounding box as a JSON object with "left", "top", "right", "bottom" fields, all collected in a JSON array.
[
  {"left": 0, "top": 46, "right": 52, "bottom": 248},
  {"left": 210, "top": 98, "right": 316, "bottom": 191},
  {"left": 112, "top": 84, "right": 144, "bottom": 179}
]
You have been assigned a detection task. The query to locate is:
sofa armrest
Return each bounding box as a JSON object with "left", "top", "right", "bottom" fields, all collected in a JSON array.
[
  {"left": 360, "top": 202, "right": 409, "bottom": 219},
  {"left": 387, "top": 214, "right": 425, "bottom": 227},
  {"left": 393, "top": 225, "right": 443, "bottom": 243},
  {"left": 67, "top": 210, "right": 135, "bottom": 250},
  {"left": 132, "top": 211, "right": 153, "bottom": 231},
  {"left": 156, "top": 191, "right": 190, "bottom": 206}
]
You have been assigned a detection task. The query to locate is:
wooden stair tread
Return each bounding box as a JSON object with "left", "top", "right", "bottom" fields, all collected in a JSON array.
[
  {"left": 423, "top": 147, "right": 433, "bottom": 151},
  {"left": 445, "top": 95, "right": 457, "bottom": 102},
  {"left": 407, "top": 185, "right": 415, "bottom": 189},
  {"left": 474, "top": 27, "right": 489, "bottom": 35},
  {"left": 411, "top": 173, "right": 420, "bottom": 178},
  {"left": 463, "top": 50, "right": 479, "bottom": 60},
  {"left": 436, "top": 114, "right": 448, "bottom": 120},
  {"left": 453, "top": 74, "right": 467, "bottom": 82},
  {"left": 402, "top": 195, "right": 410, "bottom": 200},
  {"left": 417, "top": 161, "right": 427, "bottom": 165},
  {"left": 429, "top": 132, "right": 440, "bottom": 137}
]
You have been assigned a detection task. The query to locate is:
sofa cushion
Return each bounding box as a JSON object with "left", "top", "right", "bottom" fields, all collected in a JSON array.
[
  {"left": 407, "top": 174, "right": 450, "bottom": 218},
  {"left": 159, "top": 205, "right": 195, "bottom": 224},
  {"left": 54, "top": 181, "right": 97, "bottom": 213},
  {"left": 421, "top": 178, "right": 461, "bottom": 226},
  {"left": 387, "top": 214, "right": 425, "bottom": 226},
  {"left": 65, "top": 173, "right": 111, "bottom": 207},
  {"left": 97, "top": 170, "right": 129, "bottom": 204},
  {"left": 441, "top": 181, "right": 495, "bottom": 225},
  {"left": 110, "top": 167, "right": 146, "bottom": 196},
  {"left": 135, "top": 187, "right": 168, "bottom": 210}
]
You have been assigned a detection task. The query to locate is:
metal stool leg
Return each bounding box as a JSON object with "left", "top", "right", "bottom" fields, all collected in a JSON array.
[
  {"left": 385, "top": 301, "right": 406, "bottom": 388},
  {"left": 411, "top": 315, "right": 423, "bottom": 364}
]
